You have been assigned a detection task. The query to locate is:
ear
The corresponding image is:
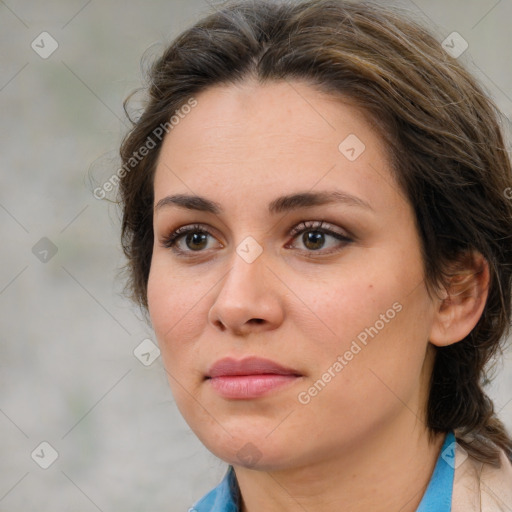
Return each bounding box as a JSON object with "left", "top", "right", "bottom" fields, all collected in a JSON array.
[{"left": 429, "top": 251, "right": 490, "bottom": 347}]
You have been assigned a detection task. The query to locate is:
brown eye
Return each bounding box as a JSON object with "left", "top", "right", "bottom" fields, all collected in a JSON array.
[
  {"left": 287, "top": 221, "right": 353, "bottom": 254},
  {"left": 185, "top": 232, "right": 209, "bottom": 251},
  {"left": 302, "top": 231, "right": 326, "bottom": 250},
  {"left": 162, "top": 224, "right": 222, "bottom": 255}
]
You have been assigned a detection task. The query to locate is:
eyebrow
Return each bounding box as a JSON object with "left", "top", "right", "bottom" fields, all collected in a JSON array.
[{"left": 154, "top": 190, "right": 374, "bottom": 215}]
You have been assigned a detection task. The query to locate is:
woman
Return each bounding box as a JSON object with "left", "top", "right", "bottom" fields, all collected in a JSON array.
[{"left": 118, "top": 0, "right": 512, "bottom": 510}]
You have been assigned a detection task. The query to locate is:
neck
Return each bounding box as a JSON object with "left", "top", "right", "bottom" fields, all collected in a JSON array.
[{"left": 233, "top": 417, "right": 446, "bottom": 512}]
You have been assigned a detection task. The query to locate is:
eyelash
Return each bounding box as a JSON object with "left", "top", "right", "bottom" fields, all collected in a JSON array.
[{"left": 161, "top": 220, "right": 353, "bottom": 257}]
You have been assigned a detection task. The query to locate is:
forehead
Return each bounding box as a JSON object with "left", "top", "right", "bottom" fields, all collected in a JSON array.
[{"left": 153, "top": 80, "right": 397, "bottom": 210}]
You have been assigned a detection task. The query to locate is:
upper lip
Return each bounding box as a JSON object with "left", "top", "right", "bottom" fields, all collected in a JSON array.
[{"left": 206, "top": 357, "right": 302, "bottom": 378}]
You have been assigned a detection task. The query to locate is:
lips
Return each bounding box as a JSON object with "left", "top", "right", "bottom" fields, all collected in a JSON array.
[
  {"left": 206, "top": 356, "right": 301, "bottom": 378},
  {"left": 205, "top": 357, "right": 302, "bottom": 399}
]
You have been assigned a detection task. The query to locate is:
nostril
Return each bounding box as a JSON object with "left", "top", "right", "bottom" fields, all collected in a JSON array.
[{"left": 214, "top": 319, "right": 226, "bottom": 331}]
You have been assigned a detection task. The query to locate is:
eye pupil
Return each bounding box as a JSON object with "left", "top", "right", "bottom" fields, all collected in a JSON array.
[
  {"left": 303, "top": 231, "right": 324, "bottom": 250},
  {"left": 186, "top": 232, "right": 208, "bottom": 251}
]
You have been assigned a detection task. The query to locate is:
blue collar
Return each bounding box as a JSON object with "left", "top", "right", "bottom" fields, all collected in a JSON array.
[
  {"left": 191, "top": 431, "right": 455, "bottom": 512},
  {"left": 191, "top": 465, "right": 240, "bottom": 511},
  {"left": 416, "top": 430, "right": 455, "bottom": 511}
]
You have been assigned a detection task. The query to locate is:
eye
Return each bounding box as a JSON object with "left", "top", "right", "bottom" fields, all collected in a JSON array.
[
  {"left": 161, "top": 221, "right": 352, "bottom": 257},
  {"left": 161, "top": 224, "right": 222, "bottom": 254},
  {"left": 286, "top": 220, "right": 352, "bottom": 254}
]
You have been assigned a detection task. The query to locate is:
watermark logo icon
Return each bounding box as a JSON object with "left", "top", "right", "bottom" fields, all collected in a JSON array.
[
  {"left": 32, "top": 237, "right": 58, "bottom": 263},
  {"left": 31, "top": 32, "right": 59, "bottom": 59},
  {"left": 236, "top": 236, "right": 263, "bottom": 264},
  {"left": 338, "top": 134, "right": 366, "bottom": 161},
  {"left": 134, "top": 338, "right": 161, "bottom": 367},
  {"left": 441, "top": 440, "right": 468, "bottom": 469},
  {"left": 31, "top": 441, "right": 59, "bottom": 469},
  {"left": 442, "top": 32, "right": 468, "bottom": 59},
  {"left": 236, "top": 442, "right": 262, "bottom": 467}
]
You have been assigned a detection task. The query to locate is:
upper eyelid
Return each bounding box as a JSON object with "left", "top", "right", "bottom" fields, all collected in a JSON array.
[
  {"left": 161, "top": 223, "right": 218, "bottom": 244},
  {"left": 288, "top": 220, "right": 351, "bottom": 238},
  {"left": 164, "top": 220, "right": 347, "bottom": 237}
]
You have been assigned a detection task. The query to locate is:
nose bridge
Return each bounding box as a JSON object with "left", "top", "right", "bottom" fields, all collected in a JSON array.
[
  {"left": 220, "top": 238, "right": 269, "bottom": 303},
  {"left": 208, "top": 237, "right": 284, "bottom": 332}
]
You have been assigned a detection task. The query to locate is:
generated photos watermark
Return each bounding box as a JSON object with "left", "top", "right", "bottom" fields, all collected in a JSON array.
[
  {"left": 93, "top": 97, "right": 198, "bottom": 200},
  {"left": 297, "top": 301, "right": 403, "bottom": 405}
]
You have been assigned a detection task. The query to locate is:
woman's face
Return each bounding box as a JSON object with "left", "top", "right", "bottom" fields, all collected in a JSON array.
[{"left": 148, "top": 80, "right": 438, "bottom": 470}]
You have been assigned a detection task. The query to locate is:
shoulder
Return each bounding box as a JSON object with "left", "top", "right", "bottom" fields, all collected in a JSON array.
[{"left": 452, "top": 445, "right": 512, "bottom": 512}]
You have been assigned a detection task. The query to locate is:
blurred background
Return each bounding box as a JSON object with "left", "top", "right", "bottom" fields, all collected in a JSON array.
[{"left": 1, "top": 0, "right": 511, "bottom": 510}]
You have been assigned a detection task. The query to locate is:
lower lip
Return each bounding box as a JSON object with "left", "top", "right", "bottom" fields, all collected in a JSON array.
[{"left": 207, "top": 374, "right": 300, "bottom": 399}]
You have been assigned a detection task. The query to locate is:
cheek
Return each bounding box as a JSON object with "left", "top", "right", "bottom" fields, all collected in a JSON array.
[
  {"left": 147, "top": 263, "right": 213, "bottom": 418},
  {"left": 147, "top": 260, "right": 209, "bottom": 365},
  {"left": 290, "top": 284, "right": 434, "bottom": 446},
  {"left": 148, "top": 258, "right": 207, "bottom": 333},
  {"left": 295, "top": 261, "right": 433, "bottom": 393},
  {"left": 292, "top": 268, "right": 398, "bottom": 352}
]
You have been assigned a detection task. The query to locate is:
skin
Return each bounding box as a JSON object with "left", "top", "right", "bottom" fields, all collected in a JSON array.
[{"left": 147, "top": 80, "right": 489, "bottom": 512}]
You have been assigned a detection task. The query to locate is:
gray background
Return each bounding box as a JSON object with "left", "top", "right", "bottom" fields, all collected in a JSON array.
[{"left": 1, "top": 1, "right": 511, "bottom": 511}]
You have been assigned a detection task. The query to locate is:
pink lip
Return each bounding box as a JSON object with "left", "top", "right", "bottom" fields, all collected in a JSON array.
[{"left": 206, "top": 357, "right": 302, "bottom": 399}]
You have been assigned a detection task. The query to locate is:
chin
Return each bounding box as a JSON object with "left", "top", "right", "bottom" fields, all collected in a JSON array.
[{"left": 195, "top": 426, "right": 300, "bottom": 471}]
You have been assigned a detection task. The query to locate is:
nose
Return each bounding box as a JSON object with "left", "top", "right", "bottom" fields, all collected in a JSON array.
[{"left": 207, "top": 244, "right": 285, "bottom": 336}]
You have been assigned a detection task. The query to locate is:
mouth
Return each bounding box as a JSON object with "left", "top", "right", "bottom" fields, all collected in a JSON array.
[{"left": 205, "top": 356, "right": 303, "bottom": 399}]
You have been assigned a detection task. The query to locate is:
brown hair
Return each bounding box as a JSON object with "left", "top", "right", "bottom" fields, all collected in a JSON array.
[{"left": 118, "top": 0, "right": 512, "bottom": 464}]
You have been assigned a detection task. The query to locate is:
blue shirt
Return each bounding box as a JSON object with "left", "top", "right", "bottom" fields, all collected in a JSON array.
[{"left": 190, "top": 430, "right": 455, "bottom": 512}]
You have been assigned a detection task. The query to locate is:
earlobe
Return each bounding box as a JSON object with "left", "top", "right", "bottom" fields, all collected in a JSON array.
[{"left": 429, "top": 252, "right": 490, "bottom": 347}]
